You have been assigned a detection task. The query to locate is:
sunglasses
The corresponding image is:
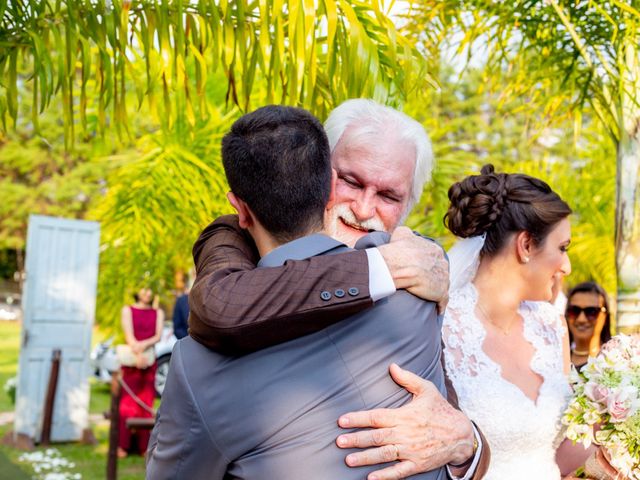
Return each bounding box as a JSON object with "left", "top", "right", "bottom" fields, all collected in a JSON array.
[{"left": 565, "top": 305, "right": 606, "bottom": 322}]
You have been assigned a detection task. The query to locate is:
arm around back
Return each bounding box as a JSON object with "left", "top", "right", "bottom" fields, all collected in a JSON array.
[{"left": 188, "top": 215, "right": 373, "bottom": 354}]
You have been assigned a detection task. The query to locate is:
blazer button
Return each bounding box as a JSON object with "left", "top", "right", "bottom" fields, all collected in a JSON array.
[
  {"left": 335, "top": 289, "right": 345, "bottom": 298},
  {"left": 320, "top": 291, "right": 332, "bottom": 301},
  {"left": 348, "top": 287, "right": 359, "bottom": 296}
]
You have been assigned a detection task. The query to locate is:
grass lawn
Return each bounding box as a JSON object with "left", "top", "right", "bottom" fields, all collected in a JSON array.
[
  {"left": 0, "top": 422, "right": 147, "bottom": 480},
  {"left": 0, "top": 321, "right": 148, "bottom": 479},
  {"left": 0, "top": 322, "right": 21, "bottom": 412}
]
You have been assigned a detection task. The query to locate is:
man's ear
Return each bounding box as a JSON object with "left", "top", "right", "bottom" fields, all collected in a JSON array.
[
  {"left": 227, "top": 192, "right": 254, "bottom": 229},
  {"left": 325, "top": 168, "right": 338, "bottom": 211},
  {"left": 515, "top": 230, "right": 533, "bottom": 264}
]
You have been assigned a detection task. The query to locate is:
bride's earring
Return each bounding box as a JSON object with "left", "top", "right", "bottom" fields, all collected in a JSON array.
[{"left": 516, "top": 231, "right": 532, "bottom": 265}]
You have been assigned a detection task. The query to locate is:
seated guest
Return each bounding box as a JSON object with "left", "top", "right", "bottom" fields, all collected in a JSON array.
[{"left": 565, "top": 281, "right": 612, "bottom": 370}]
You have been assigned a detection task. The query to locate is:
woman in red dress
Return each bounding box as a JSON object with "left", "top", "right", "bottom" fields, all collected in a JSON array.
[{"left": 117, "top": 287, "right": 164, "bottom": 458}]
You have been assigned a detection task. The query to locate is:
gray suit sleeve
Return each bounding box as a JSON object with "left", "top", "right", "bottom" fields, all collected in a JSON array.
[{"left": 146, "top": 342, "right": 229, "bottom": 479}]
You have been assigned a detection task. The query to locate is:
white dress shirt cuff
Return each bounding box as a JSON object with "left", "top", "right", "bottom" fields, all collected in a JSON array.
[
  {"left": 365, "top": 248, "right": 395, "bottom": 302},
  {"left": 446, "top": 424, "right": 483, "bottom": 480}
]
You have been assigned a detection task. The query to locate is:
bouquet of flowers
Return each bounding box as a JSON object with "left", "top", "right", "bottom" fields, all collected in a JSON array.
[{"left": 562, "top": 334, "right": 640, "bottom": 479}]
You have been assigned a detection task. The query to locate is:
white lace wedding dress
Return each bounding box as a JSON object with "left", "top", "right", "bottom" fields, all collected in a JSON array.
[{"left": 443, "top": 282, "right": 572, "bottom": 480}]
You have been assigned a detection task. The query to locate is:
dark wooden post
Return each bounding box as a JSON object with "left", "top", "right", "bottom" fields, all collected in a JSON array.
[
  {"left": 41, "top": 349, "right": 62, "bottom": 446},
  {"left": 106, "top": 371, "right": 122, "bottom": 480}
]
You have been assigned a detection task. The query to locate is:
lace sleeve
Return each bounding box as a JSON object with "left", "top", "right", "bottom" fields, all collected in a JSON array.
[
  {"left": 529, "top": 301, "right": 567, "bottom": 349},
  {"left": 541, "top": 304, "right": 571, "bottom": 450},
  {"left": 553, "top": 422, "right": 567, "bottom": 450},
  {"left": 442, "top": 286, "right": 486, "bottom": 384}
]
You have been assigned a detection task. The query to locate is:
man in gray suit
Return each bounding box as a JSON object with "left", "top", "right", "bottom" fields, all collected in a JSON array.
[{"left": 146, "top": 105, "right": 452, "bottom": 479}]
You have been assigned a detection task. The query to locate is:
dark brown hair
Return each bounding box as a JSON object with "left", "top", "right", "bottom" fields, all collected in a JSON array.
[
  {"left": 444, "top": 164, "right": 572, "bottom": 256},
  {"left": 222, "top": 105, "right": 331, "bottom": 242},
  {"left": 133, "top": 288, "right": 153, "bottom": 305}
]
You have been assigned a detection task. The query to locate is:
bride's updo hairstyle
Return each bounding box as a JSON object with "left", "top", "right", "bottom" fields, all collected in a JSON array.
[{"left": 444, "top": 164, "right": 572, "bottom": 257}]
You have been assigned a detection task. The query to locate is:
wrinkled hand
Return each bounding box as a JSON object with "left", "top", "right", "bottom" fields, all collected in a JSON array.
[
  {"left": 378, "top": 227, "right": 449, "bottom": 313},
  {"left": 585, "top": 447, "right": 623, "bottom": 479},
  {"left": 336, "top": 364, "right": 474, "bottom": 480}
]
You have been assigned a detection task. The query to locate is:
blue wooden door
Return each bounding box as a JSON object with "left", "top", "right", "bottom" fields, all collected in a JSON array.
[{"left": 15, "top": 215, "right": 100, "bottom": 442}]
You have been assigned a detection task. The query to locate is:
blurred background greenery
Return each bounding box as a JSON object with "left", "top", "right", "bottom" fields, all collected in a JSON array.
[{"left": 2, "top": 0, "right": 636, "bottom": 332}]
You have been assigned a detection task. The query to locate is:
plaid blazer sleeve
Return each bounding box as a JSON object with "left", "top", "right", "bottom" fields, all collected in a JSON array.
[{"left": 188, "top": 215, "right": 373, "bottom": 354}]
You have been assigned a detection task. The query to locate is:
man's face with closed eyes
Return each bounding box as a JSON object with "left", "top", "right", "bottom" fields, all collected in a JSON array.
[{"left": 325, "top": 130, "right": 416, "bottom": 247}]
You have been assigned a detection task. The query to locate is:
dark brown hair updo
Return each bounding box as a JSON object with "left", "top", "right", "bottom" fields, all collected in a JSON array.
[{"left": 444, "top": 164, "right": 572, "bottom": 256}]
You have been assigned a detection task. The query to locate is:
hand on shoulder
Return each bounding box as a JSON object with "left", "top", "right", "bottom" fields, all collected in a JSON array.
[{"left": 378, "top": 227, "right": 449, "bottom": 312}]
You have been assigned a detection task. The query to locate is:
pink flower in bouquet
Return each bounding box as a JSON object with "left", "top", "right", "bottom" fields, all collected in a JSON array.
[
  {"left": 601, "top": 336, "right": 622, "bottom": 353},
  {"left": 606, "top": 386, "right": 637, "bottom": 423},
  {"left": 585, "top": 381, "right": 609, "bottom": 405},
  {"left": 601, "top": 334, "right": 640, "bottom": 363}
]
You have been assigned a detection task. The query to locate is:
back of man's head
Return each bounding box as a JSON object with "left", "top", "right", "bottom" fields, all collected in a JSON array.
[
  {"left": 222, "top": 105, "right": 331, "bottom": 242},
  {"left": 324, "top": 99, "right": 433, "bottom": 211}
]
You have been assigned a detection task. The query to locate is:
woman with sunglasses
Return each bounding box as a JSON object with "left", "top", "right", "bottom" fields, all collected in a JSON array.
[{"left": 565, "top": 281, "right": 612, "bottom": 371}]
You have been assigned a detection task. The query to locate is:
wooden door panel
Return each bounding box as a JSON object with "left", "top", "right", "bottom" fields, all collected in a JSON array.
[{"left": 15, "top": 215, "right": 100, "bottom": 442}]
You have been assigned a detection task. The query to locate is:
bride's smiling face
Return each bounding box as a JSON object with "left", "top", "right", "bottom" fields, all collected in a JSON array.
[{"left": 525, "top": 217, "right": 572, "bottom": 301}]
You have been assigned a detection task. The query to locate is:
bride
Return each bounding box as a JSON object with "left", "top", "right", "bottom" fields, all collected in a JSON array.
[
  {"left": 442, "top": 164, "right": 596, "bottom": 479},
  {"left": 335, "top": 164, "right": 622, "bottom": 479}
]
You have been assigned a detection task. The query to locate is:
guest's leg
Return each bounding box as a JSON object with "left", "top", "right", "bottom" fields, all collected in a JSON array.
[
  {"left": 136, "top": 364, "right": 157, "bottom": 453},
  {"left": 138, "top": 364, "right": 157, "bottom": 415},
  {"left": 118, "top": 367, "right": 138, "bottom": 452}
]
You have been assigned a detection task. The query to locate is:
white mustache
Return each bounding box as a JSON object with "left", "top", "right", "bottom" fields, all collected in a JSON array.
[{"left": 330, "top": 204, "right": 385, "bottom": 232}]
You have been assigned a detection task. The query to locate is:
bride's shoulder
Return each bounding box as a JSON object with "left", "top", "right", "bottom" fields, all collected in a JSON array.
[
  {"left": 443, "top": 283, "right": 482, "bottom": 342},
  {"left": 448, "top": 282, "right": 477, "bottom": 309},
  {"left": 521, "top": 300, "right": 563, "bottom": 328}
]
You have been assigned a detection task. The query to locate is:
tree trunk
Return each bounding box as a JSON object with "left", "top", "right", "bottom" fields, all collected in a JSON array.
[
  {"left": 15, "top": 247, "right": 25, "bottom": 292},
  {"left": 615, "top": 119, "right": 640, "bottom": 333}
]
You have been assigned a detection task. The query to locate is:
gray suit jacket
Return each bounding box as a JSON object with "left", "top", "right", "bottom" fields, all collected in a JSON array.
[{"left": 146, "top": 233, "right": 447, "bottom": 480}]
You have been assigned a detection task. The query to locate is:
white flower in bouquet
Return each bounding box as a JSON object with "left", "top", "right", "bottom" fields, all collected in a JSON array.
[{"left": 562, "top": 334, "right": 640, "bottom": 479}]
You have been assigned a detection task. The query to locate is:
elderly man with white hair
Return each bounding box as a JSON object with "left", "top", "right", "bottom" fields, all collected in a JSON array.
[
  {"left": 185, "top": 99, "right": 490, "bottom": 480},
  {"left": 324, "top": 99, "right": 434, "bottom": 246}
]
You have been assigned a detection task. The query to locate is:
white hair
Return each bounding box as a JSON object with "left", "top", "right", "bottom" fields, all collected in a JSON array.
[{"left": 324, "top": 98, "right": 434, "bottom": 211}]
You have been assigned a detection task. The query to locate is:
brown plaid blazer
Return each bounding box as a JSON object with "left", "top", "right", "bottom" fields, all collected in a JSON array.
[
  {"left": 189, "top": 215, "right": 373, "bottom": 353},
  {"left": 188, "top": 214, "right": 490, "bottom": 479}
]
